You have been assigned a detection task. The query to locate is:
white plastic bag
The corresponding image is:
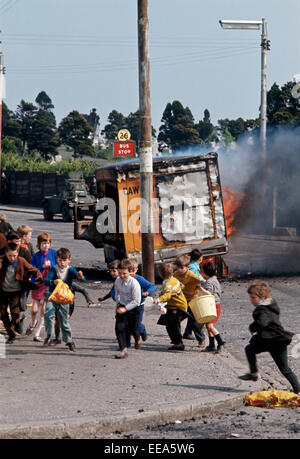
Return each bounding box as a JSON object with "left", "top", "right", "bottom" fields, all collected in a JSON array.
[{"left": 144, "top": 296, "right": 167, "bottom": 314}]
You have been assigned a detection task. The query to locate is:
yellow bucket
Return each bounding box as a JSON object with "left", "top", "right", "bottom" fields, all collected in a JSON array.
[{"left": 189, "top": 295, "right": 217, "bottom": 323}]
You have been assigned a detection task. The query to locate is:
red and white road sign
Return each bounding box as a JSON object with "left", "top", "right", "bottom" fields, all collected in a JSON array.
[{"left": 113, "top": 140, "right": 135, "bottom": 157}]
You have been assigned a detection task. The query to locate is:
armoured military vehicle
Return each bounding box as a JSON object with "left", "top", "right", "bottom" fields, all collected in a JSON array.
[{"left": 43, "top": 173, "right": 97, "bottom": 222}]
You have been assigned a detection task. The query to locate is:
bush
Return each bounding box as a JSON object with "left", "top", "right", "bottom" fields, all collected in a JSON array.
[{"left": 2, "top": 150, "right": 102, "bottom": 175}]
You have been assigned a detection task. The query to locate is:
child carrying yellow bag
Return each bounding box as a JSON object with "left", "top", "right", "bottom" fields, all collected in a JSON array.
[{"left": 48, "top": 279, "right": 74, "bottom": 304}]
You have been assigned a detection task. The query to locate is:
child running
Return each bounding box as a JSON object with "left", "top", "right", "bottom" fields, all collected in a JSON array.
[
  {"left": 44, "top": 247, "right": 84, "bottom": 352},
  {"left": 174, "top": 254, "right": 207, "bottom": 347},
  {"left": 202, "top": 261, "right": 225, "bottom": 353},
  {"left": 27, "top": 233, "right": 57, "bottom": 341},
  {"left": 17, "top": 225, "right": 35, "bottom": 260},
  {"left": 239, "top": 280, "right": 300, "bottom": 394},
  {"left": 155, "top": 262, "right": 188, "bottom": 351},
  {"left": 114, "top": 258, "right": 141, "bottom": 359},
  {"left": 52, "top": 281, "right": 93, "bottom": 346},
  {"left": 128, "top": 257, "right": 156, "bottom": 342},
  {"left": 0, "top": 242, "right": 43, "bottom": 344},
  {"left": 98, "top": 259, "right": 119, "bottom": 303}
]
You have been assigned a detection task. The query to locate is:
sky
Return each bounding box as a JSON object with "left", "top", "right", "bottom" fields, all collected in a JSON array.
[{"left": 1, "top": 0, "right": 299, "bottom": 133}]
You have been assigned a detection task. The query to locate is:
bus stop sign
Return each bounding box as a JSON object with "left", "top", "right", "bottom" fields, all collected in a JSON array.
[{"left": 113, "top": 140, "right": 135, "bottom": 157}]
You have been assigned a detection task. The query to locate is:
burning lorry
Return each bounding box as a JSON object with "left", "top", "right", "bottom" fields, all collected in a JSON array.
[{"left": 73, "top": 153, "right": 228, "bottom": 274}]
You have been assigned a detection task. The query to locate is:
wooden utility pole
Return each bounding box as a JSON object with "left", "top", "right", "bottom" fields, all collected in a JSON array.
[
  {"left": 137, "top": 0, "right": 154, "bottom": 282},
  {"left": 0, "top": 53, "right": 4, "bottom": 197}
]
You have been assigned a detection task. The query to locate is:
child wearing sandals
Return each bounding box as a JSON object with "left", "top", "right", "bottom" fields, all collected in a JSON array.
[{"left": 27, "top": 233, "right": 57, "bottom": 341}]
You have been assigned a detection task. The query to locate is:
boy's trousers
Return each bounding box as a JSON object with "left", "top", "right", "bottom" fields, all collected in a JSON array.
[
  {"left": 245, "top": 339, "right": 300, "bottom": 393},
  {"left": 183, "top": 306, "right": 205, "bottom": 341},
  {"left": 44, "top": 301, "right": 73, "bottom": 344},
  {"left": 0, "top": 290, "right": 23, "bottom": 339},
  {"left": 115, "top": 306, "right": 140, "bottom": 351},
  {"left": 72, "top": 283, "right": 93, "bottom": 304},
  {"left": 165, "top": 309, "right": 185, "bottom": 345}
]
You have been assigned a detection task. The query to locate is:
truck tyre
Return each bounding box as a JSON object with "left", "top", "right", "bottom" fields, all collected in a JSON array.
[
  {"left": 43, "top": 203, "right": 54, "bottom": 221},
  {"left": 62, "top": 204, "right": 73, "bottom": 222}
]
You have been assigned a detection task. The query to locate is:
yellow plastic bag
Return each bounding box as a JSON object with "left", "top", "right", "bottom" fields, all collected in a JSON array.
[
  {"left": 245, "top": 389, "right": 300, "bottom": 408},
  {"left": 48, "top": 279, "right": 74, "bottom": 305}
]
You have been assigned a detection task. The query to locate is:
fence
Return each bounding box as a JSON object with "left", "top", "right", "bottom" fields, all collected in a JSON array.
[{"left": 2, "top": 171, "right": 93, "bottom": 207}]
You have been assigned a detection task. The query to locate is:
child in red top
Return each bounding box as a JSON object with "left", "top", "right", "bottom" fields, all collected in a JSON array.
[{"left": 27, "top": 233, "right": 57, "bottom": 341}]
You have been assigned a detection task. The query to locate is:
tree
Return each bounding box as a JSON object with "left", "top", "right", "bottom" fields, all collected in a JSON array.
[
  {"left": 267, "top": 81, "right": 300, "bottom": 126},
  {"left": 27, "top": 109, "right": 59, "bottom": 159},
  {"left": 2, "top": 101, "right": 22, "bottom": 144},
  {"left": 35, "top": 91, "right": 54, "bottom": 112},
  {"left": 217, "top": 117, "right": 249, "bottom": 140},
  {"left": 101, "top": 110, "right": 126, "bottom": 140},
  {"left": 219, "top": 127, "right": 235, "bottom": 147},
  {"left": 196, "top": 109, "right": 218, "bottom": 144},
  {"left": 14, "top": 100, "right": 38, "bottom": 153},
  {"left": 158, "top": 100, "right": 202, "bottom": 152},
  {"left": 58, "top": 110, "right": 94, "bottom": 158}
]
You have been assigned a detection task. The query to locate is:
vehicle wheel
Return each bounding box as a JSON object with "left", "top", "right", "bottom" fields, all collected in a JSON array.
[
  {"left": 62, "top": 204, "right": 73, "bottom": 222},
  {"left": 43, "top": 203, "right": 54, "bottom": 221}
]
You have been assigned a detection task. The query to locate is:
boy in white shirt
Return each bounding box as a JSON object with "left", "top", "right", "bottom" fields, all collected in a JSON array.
[{"left": 114, "top": 259, "right": 141, "bottom": 359}]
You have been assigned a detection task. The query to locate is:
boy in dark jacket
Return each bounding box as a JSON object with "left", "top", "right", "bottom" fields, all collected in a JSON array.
[
  {"left": 0, "top": 242, "right": 43, "bottom": 343},
  {"left": 239, "top": 280, "right": 300, "bottom": 394}
]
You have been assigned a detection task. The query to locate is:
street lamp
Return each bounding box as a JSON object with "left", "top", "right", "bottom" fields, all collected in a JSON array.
[{"left": 219, "top": 19, "right": 270, "bottom": 162}]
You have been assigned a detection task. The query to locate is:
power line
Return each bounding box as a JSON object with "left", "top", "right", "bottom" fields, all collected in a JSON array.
[
  {"left": 1, "top": 33, "right": 258, "bottom": 48},
  {"left": 7, "top": 47, "right": 258, "bottom": 76},
  {"left": 8, "top": 45, "right": 258, "bottom": 71},
  {"left": 0, "top": 0, "right": 19, "bottom": 16}
]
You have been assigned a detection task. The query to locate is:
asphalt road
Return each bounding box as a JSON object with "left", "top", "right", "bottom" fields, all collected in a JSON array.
[
  {"left": 1, "top": 208, "right": 300, "bottom": 439},
  {"left": 1, "top": 208, "right": 106, "bottom": 270},
  {"left": 99, "top": 276, "right": 300, "bottom": 440}
]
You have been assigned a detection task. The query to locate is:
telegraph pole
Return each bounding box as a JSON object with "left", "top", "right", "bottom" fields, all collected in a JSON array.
[
  {"left": 0, "top": 53, "right": 4, "bottom": 196},
  {"left": 137, "top": 0, "right": 154, "bottom": 282}
]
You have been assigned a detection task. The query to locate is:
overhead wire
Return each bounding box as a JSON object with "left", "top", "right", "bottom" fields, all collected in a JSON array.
[
  {"left": 8, "top": 44, "right": 259, "bottom": 71},
  {"left": 0, "top": 0, "right": 19, "bottom": 16},
  {"left": 1, "top": 32, "right": 258, "bottom": 48},
  {"left": 7, "top": 46, "right": 259, "bottom": 76}
]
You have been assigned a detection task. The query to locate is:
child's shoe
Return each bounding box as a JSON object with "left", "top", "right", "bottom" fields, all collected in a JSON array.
[
  {"left": 203, "top": 345, "right": 215, "bottom": 352},
  {"left": 43, "top": 335, "right": 51, "bottom": 346},
  {"left": 50, "top": 338, "right": 62, "bottom": 346},
  {"left": 141, "top": 332, "right": 148, "bottom": 342},
  {"left": 6, "top": 336, "right": 15, "bottom": 344},
  {"left": 66, "top": 341, "right": 76, "bottom": 352},
  {"left": 115, "top": 349, "right": 128, "bottom": 359},
  {"left": 238, "top": 373, "right": 259, "bottom": 381},
  {"left": 33, "top": 336, "right": 43, "bottom": 343},
  {"left": 25, "top": 325, "right": 35, "bottom": 336},
  {"left": 87, "top": 302, "right": 99, "bottom": 307},
  {"left": 215, "top": 344, "right": 224, "bottom": 354},
  {"left": 168, "top": 343, "right": 185, "bottom": 351}
]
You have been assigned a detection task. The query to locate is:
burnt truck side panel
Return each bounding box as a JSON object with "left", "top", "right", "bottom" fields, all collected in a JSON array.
[{"left": 74, "top": 153, "right": 228, "bottom": 264}]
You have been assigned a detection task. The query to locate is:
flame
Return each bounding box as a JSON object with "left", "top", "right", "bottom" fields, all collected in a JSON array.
[{"left": 223, "top": 187, "right": 244, "bottom": 237}]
